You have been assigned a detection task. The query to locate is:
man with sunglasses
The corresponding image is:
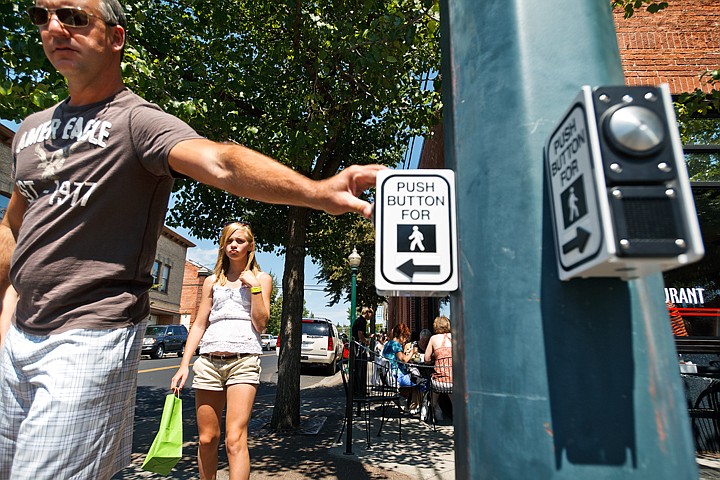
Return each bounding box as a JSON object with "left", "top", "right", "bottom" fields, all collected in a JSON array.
[{"left": 0, "top": 0, "right": 383, "bottom": 478}]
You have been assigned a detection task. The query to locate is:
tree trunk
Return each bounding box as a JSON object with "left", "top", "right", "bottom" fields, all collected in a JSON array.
[{"left": 270, "top": 205, "right": 309, "bottom": 430}]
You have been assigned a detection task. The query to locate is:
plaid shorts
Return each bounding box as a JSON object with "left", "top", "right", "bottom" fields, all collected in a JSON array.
[{"left": 0, "top": 320, "right": 146, "bottom": 480}]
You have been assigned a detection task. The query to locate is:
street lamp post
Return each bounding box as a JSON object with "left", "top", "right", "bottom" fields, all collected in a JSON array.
[{"left": 345, "top": 247, "right": 361, "bottom": 455}]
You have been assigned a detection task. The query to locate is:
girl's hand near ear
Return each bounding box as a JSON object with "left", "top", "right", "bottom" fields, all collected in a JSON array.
[{"left": 239, "top": 271, "right": 259, "bottom": 289}]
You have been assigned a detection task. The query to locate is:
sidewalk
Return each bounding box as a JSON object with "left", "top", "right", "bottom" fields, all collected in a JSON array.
[
  {"left": 114, "top": 373, "right": 720, "bottom": 480},
  {"left": 113, "top": 373, "right": 454, "bottom": 480},
  {"left": 228, "top": 374, "right": 454, "bottom": 480},
  {"left": 700, "top": 454, "right": 720, "bottom": 479}
]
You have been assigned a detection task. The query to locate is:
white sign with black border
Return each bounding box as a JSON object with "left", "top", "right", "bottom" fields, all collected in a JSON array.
[
  {"left": 375, "top": 169, "right": 458, "bottom": 296},
  {"left": 545, "top": 90, "right": 605, "bottom": 279}
]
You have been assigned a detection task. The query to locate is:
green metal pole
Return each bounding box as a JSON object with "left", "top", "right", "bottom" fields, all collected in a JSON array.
[
  {"left": 345, "top": 266, "right": 358, "bottom": 455},
  {"left": 440, "top": 1, "right": 697, "bottom": 478}
]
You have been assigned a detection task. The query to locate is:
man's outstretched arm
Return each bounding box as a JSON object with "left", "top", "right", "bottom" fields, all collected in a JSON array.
[{"left": 168, "top": 139, "right": 384, "bottom": 219}]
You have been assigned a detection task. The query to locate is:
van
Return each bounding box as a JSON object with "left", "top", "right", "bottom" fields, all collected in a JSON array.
[{"left": 276, "top": 318, "right": 343, "bottom": 374}]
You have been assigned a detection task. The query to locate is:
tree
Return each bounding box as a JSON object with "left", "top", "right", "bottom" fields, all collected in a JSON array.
[
  {"left": 0, "top": 0, "right": 441, "bottom": 431},
  {"left": 314, "top": 216, "right": 382, "bottom": 312},
  {"left": 159, "top": 0, "right": 442, "bottom": 431}
]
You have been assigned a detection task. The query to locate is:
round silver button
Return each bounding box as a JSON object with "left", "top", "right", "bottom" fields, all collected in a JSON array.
[{"left": 606, "top": 106, "right": 665, "bottom": 153}]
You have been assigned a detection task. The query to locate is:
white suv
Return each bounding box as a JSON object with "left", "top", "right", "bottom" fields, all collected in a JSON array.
[
  {"left": 276, "top": 318, "right": 343, "bottom": 375},
  {"left": 260, "top": 334, "right": 276, "bottom": 351}
]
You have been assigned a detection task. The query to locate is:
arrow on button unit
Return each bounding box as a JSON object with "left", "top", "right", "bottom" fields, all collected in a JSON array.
[
  {"left": 562, "top": 227, "right": 591, "bottom": 254},
  {"left": 397, "top": 259, "right": 441, "bottom": 279}
]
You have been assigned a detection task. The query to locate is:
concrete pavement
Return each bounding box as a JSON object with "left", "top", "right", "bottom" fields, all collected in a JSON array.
[
  {"left": 114, "top": 370, "right": 454, "bottom": 479},
  {"left": 114, "top": 370, "right": 720, "bottom": 479}
]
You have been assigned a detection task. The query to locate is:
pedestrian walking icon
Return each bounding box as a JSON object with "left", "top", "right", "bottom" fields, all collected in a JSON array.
[
  {"left": 409, "top": 226, "right": 425, "bottom": 251},
  {"left": 561, "top": 176, "right": 588, "bottom": 228},
  {"left": 397, "top": 224, "right": 436, "bottom": 253},
  {"left": 568, "top": 187, "right": 580, "bottom": 222}
]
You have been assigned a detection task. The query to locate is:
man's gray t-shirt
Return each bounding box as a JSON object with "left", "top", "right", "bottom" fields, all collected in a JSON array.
[{"left": 10, "top": 88, "right": 203, "bottom": 335}]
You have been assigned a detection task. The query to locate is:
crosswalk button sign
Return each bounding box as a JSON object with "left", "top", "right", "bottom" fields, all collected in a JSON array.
[{"left": 375, "top": 169, "right": 458, "bottom": 296}]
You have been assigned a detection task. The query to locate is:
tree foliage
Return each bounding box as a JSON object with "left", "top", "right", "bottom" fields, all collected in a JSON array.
[
  {"left": 268, "top": 270, "right": 314, "bottom": 336},
  {"left": 676, "top": 70, "right": 720, "bottom": 121},
  {"left": 611, "top": 0, "right": 668, "bottom": 18},
  {"left": 1, "top": 0, "right": 441, "bottom": 431},
  {"left": 313, "top": 215, "right": 382, "bottom": 314}
]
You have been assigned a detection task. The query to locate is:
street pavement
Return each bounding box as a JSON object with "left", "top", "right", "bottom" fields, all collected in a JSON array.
[{"left": 114, "top": 369, "right": 720, "bottom": 480}]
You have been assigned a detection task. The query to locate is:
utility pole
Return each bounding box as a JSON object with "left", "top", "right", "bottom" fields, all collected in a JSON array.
[{"left": 440, "top": 1, "right": 698, "bottom": 478}]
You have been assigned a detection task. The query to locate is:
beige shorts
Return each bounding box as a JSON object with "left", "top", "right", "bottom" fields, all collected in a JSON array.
[{"left": 192, "top": 354, "right": 261, "bottom": 391}]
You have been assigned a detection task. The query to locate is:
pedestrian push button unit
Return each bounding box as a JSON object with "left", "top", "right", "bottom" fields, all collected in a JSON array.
[{"left": 544, "top": 84, "right": 703, "bottom": 280}]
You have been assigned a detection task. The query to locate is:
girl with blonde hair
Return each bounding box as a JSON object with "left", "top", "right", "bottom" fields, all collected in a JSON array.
[{"left": 172, "top": 221, "right": 271, "bottom": 479}]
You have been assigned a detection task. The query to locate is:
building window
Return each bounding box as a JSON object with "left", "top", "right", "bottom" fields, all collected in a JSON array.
[
  {"left": 151, "top": 261, "right": 161, "bottom": 290},
  {"left": 160, "top": 264, "right": 171, "bottom": 293}
]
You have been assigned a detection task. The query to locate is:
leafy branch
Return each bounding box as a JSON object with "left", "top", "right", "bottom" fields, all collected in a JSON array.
[{"left": 611, "top": 0, "right": 669, "bottom": 18}]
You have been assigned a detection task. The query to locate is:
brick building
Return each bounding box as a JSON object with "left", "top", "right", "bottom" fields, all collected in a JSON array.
[
  {"left": 613, "top": 0, "right": 719, "bottom": 94},
  {"left": 180, "top": 259, "right": 212, "bottom": 329}
]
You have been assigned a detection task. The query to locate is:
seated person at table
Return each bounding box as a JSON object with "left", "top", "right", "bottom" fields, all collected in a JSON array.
[
  {"left": 424, "top": 316, "right": 453, "bottom": 421},
  {"left": 373, "top": 333, "right": 387, "bottom": 356},
  {"left": 383, "top": 323, "right": 421, "bottom": 413},
  {"left": 418, "top": 329, "right": 432, "bottom": 356}
]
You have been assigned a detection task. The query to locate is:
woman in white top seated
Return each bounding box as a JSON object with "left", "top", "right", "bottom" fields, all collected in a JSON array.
[{"left": 171, "top": 221, "right": 272, "bottom": 480}]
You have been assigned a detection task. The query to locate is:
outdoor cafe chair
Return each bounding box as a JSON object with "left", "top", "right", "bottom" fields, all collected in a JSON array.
[
  {"left": 687, "top": 376, "right": 720, "bottom": 452},
  {"left": 401, "top": 360, "right": 452, "bottom": 431},
  {"left": 339, "top": 347, "right": 402, "bottom": 446},
  {"left": 426, "top": 362, "right": 453, "bottom": 430}
]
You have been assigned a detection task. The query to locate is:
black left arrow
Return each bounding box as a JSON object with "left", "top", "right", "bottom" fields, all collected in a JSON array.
[
  {"left": 397, "top": 259, "right": 441, "bottom": 279},
  {"left": 562, "top": 227, "right": 591, "bottom": 254}
]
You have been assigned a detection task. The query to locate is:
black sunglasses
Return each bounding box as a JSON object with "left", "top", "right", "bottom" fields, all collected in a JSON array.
[{"left": 26, "top": 6, "right": 115, "bottom": 28}]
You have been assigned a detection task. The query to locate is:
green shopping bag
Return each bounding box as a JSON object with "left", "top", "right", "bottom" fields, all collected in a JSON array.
[{"left": 141, "top": 393, "right": 183, "bottom": 475}]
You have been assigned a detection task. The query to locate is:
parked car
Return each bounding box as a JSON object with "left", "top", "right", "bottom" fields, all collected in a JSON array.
[
  {"left": 142, "top": 324, "right": 189, "bottom": 359},
  {"left": 276, "top": 318, "right": 343, "bottom": 374},
  {"left": 260, "top": 334, "right": 276, "bottom": 351}
]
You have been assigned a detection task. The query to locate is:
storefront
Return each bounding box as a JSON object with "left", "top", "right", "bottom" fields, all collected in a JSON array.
[{"left": 666, "top": 133, "right": 720, "bottom": 451}]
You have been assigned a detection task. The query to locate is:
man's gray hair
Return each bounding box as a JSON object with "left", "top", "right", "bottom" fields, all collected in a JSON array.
[
  {"left": 98, "top": 0, "right": 127, "bottom": 30},
  {"left": 419, "top": 329, "right": 432, "bottom": 338}
]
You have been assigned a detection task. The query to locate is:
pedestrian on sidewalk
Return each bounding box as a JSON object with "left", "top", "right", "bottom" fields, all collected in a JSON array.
[
  {"left": 171, "top": 221, "right": 270, "bottom": 480},
  {"left": 0, "top": 0, "right": 381, "bottom": 478}
]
